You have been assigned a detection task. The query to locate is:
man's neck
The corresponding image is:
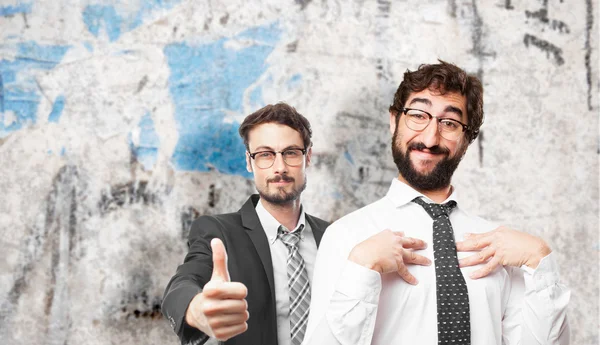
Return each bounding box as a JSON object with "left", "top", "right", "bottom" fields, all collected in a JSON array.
[
  {"left": 260, "top": 198, "right": 303, "bottom": 231},
  {"left": 397, "top": 174, "right": 453, "bottom": 203}
]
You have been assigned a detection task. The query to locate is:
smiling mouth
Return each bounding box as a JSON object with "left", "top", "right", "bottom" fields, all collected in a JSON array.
[
  {"left": 410, "top": 148, "right": 443, "bottom": 157},
  {"left": 407, "top": 142, "right": 450, "bottom": 156}
]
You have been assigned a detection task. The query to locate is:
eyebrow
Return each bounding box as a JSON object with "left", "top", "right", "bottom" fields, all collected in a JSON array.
[
  {"left": 408, "top": 98, "right": 464, "bottom": 119},
  {"left": 251, "top": 145, "right": 303, "bottom": 152},
  {"left": 408, "top": 98, "right": 432, "bottom": 107},
  {"left": 444, "top": 105, "right": 463, "bottom": 118}
]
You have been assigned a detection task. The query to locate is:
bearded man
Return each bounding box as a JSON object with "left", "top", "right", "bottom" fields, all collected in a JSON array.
[
  {"left": 162, "top": 103, "right": 329, "bottom": 345},
  {"left": 302, "top": 61, "right": 570, "bottom": 345}
]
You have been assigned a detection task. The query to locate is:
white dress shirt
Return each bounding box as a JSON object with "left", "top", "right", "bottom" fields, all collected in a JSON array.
[
  {"left": 256, "top": 199, "right": 318, "bottom": 345},
  {"left": 303, "top": 179, "right": 570, "bottom": 345}
]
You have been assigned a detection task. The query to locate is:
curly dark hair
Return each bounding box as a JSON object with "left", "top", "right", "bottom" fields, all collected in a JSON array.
[
  {"left": 389, "top": 60, "right": 484, "bottom": 143},
  {"left": 238, "top": 102, "right": 312, "bottom": 150}
]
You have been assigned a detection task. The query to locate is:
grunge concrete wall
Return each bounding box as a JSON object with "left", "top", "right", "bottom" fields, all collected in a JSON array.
[{"left": 0, "top": 0, "right": 597, "bottom": 344}]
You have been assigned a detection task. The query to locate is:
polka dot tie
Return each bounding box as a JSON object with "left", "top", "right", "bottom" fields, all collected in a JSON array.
[
  {"left": 413, "top": 197, "right": 470, "bottom": 345},
  {"left": 277, "top": 224, "right": 310, "bottom": 345}
]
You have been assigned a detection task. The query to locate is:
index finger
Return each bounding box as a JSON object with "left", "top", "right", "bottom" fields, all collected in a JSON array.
[
  {"left": 204, "top": 281, "right": 248, "bottom": 299},
  {"left": 398, "top": 236, "right": 427, "bottom": 250},
  {"left": 455, "top": 233, "right": 492, "bottom": 252},
  {"left": 470, "top": 255, "right": 501, "bottom": 279}
]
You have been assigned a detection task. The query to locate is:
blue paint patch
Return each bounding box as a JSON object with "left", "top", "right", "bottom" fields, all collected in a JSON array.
[
  {"left": 16, "top": 41, "right": 69, "bottom": 63},
  {"left": 83, "top": 42, "right": 93, "bottom": 52},
  {"left": 130, "top": 112, "right": 159, "bottom": 170},
  {"left": 0, "top": 3, "right": 32, "bottom": 17},
  {"left": 344, "top": 150, "right": 354, "bottom": 165},
  {"left": 2, "top": 69, "right": 15, "bottom": 83},
  {"left": 82, "top": 5, "right": 122, "bottom": 42},
  {"left": 0, "top": 41, "right": 70, "bottom": 137},
  {"left": 0, "top": 73, "right": 4, "bottom": 113},
  {"left": 48, "top": 95, "right": 65, "bottom": 123},
  {"left": 237, "top": 24, "right": 282, "bottom": 44},
  {"left": 60, "top": 147, "right": 66, "bottom": 156},
  {"left": 287, "top": 74, "right": 302, "bottom": 88},
  {"left": 82, "top": 1, "right": 182, "bottom": 42},
  {"left": 164, "top": 21, "right": 282, "bottom": 177}
]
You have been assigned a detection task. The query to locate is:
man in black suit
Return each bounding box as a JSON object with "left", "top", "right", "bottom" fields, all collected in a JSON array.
[{"left": 162, "top": 103, "right": 329, "bottom": 345}]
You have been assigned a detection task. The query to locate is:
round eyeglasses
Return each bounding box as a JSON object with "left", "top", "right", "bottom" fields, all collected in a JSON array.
[
  {"left": 248, "top": 148, "right": 307, "bottom": 169},
  {"left": 402, "top": 108, "right": 470, "bottom": 141}
]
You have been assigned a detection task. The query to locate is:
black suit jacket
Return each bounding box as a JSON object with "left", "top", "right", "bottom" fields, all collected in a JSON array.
[{"left": 162, "top": 195, "right": 329, "bottom": 345}]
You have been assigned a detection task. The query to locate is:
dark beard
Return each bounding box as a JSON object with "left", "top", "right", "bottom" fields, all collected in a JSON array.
[
  {"left": 258, "top": 174, "right": 307, "bottom": 205},
  {"left": 392, "top": 136, "right": 464, "bottom": 191}
]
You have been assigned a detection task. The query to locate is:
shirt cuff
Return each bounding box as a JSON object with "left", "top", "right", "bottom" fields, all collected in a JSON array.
[
  {"left": 520, "top": 252, "right": 561, "bottom": 292},
  {"left": 335, "top": 260, "right": 382, "bottom": 304}
]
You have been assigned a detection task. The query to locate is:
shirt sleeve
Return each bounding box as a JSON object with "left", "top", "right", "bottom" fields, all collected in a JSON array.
[
  {"left": 302, "top": 223, "right": 382, "bottom": 345},
  {"left": 502, "top": 252, "right": 571, "bottom": 345}
]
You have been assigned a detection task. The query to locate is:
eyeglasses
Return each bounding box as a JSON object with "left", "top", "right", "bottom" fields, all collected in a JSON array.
[
  {"left": 248, "top": 148, "right": 307, "bottom": 169},
  {"left": 401, "top": 108, "right": 470, "bottom": 141}
]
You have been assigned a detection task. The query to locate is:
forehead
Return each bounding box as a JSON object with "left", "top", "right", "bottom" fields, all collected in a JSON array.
[
  {"left": 405, "top": 88, "right": 467, "bottom": 118},
  {"left": 246, "top": 122, "right": 304, "bottom": 150}
]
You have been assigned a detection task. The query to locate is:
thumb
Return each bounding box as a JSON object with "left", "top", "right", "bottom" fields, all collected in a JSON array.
[{"left": 210, "top": 238, "right": 230, "bottom": 282}]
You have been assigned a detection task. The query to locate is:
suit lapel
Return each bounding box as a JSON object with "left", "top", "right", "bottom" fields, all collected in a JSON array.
[
  {"left": 306, "top": 214, "right": 325, "bottom": 247},
  {"left": 240, "top": 195, "right": 276, "bottom": 299}
]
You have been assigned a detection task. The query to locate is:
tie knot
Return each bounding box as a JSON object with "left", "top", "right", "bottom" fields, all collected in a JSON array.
[
  {"left": 277, "top": 224, "right": 304, "bottom": 247},
  {"left": 412, "top": 197, "right": 457, "bottom": 219}
]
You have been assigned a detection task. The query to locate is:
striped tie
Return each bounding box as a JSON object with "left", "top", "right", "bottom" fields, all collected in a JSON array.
[{"left": 278, "top": 224, "right": 310, "bottom": 345}]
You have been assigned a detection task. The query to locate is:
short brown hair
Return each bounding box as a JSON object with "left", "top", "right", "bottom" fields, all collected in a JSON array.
[
  {"left": 238, "top": 102, "right": 313, "bottom": 150},
  {"left": 389, "top": 60, "right": 484, "bottom": 143}
]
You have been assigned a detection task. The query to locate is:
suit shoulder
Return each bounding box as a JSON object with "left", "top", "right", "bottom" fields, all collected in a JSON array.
[
  {"left": 191, "top": 211, "right": 241, "bottom": 228},
  {"left": 306, "top": 213, "right": 330, "bottom": 230},
  {"left": 188, "top": 212, "right": 244, "bottom": 240}
]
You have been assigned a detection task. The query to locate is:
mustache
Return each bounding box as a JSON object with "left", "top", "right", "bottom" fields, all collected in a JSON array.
[
  {"left": 267, "top": 175, "right": 294, "bottom": 183},
  {"left": 408, "top": 142, "right": 450, "bottom": 155}
]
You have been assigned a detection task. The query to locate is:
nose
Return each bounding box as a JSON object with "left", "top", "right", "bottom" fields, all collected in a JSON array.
[
  {"left": 419, "top": 119, "right": 441, "bottom": 148},
  {"left": 271, "top": 152, "right": 288, "bottom": 174}
]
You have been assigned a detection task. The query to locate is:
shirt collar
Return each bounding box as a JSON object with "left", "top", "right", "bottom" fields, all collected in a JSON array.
[
  {"left": 255, "top": 198, "right": 307, "bottom": 245},
  {"left": 385, "top": 178, "right": 459, "bottom": 207}
]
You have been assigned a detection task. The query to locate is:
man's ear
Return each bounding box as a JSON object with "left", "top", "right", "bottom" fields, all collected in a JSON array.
[
  {"left": 389, "top": 111, "right": 398, "bottom": 135},
  {"left": 246, "top": 152, "right": 253, "bottom": 173},
  {"left": 305, "top": 147, "right": 312, "bottom": 167}
]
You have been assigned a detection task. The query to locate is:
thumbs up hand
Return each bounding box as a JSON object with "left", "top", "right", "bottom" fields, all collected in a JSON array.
[
  {"left": 185, "top": 238, "right": 249, "bottom": 341},
  {"left": 209, "top": 237, "right": 231, "bottom": 282}
]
